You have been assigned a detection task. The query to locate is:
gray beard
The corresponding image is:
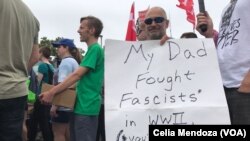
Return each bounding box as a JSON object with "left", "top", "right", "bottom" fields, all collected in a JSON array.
[{"left": 149, "top": 33, "right": 164, "bottom": 40}]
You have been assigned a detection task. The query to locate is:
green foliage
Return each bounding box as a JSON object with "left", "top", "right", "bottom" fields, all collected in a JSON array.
[
  {"left": 78, "top": 48, "right": 85, "bottom": 56},
  {"left": 39, "top": 37, "right": 86, "bottom": 58},
  {"left": 39, "top": 37, "right": 62, "bottom": 56}
]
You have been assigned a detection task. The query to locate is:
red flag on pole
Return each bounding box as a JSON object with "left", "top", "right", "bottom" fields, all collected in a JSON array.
[
  {"left": 138, "top": 7, "right": 149, "bottom": 22},
  {"left": 125, "top": 2, "right": 136, "bottom": 41},
  {"left": 176, "top": 0, "right": 196, "bottom": 29}
]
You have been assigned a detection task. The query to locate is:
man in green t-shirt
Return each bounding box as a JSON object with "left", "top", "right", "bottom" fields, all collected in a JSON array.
[{"left": 40, "top": 16, "right": 104, "bottom": 141}]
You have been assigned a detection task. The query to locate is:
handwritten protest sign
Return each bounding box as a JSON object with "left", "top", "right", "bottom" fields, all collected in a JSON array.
[{"left": 105, "top": 39, "right": 230, "bottom": 141}]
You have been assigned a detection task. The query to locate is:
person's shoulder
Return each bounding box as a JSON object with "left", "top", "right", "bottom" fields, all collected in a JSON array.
[
  {"left": 38, "top": 62, "right": 46, "bottom": 67},
  {"left": 48, "top": 64, "right": 55, "bottom": 71},
  {"left": 94, "top": 43, "right": 104, "bottom": 51},
  {"left": 39, "top": 63, "right": 53, "bottom": 69},
  {"left": 64, "top": 57, "right": 75, "bottom": 61},
  {"left": 89, "top": 43, "right": 101, "bottom": 48},
  {"left": 88, "top": 43, "right": 103, "bottom": 53},
  {"left": 61, "top": 58, "right": 74, "bottom": 65},
  {"left": 38, "top": 62, "right": 47, "bottom": 72}
]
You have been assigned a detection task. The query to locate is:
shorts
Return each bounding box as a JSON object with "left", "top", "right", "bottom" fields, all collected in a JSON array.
[
  {"left": 51, "top": 111, "right": 71, "bottom": 123},
  {"left": 70, "top": 114, "right": 98, "bottom": 141}
]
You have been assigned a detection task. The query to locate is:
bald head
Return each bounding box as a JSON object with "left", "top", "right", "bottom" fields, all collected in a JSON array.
[
  {"left": 145, "top": 7, "right": 168, "bottom": 20},
  {"left": 144, "top": 7, "right": 169, "bottom": 40}
]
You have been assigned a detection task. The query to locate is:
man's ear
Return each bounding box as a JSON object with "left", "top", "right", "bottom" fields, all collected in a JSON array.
[
  {"left": 89, "top": 27, "right": 96, "bottom": 36},
  {"left": 165, "top": 19, "right": 169, "bottom": 28}
]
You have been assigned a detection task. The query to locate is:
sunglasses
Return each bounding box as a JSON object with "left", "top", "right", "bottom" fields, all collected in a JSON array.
[{"left": 144, "top": 17, "right": 165, "bottom": 25}]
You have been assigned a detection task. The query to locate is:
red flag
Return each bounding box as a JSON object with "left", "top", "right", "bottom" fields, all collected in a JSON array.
[
  {"left": 125, "top": 2, "right": 136, "bottom": 41},
  {"left": 176, "top": 0, "right": 196, "bottom": 29},
  {"left": 138, "top": 7, "right": 149, "bottom": 22}
]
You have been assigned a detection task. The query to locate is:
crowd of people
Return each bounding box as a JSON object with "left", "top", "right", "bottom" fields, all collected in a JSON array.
[{"left": 1, "top": 0, "right": 249, "bottom": 141}]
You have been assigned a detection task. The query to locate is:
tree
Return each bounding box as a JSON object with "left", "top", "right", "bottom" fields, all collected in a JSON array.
[
  {"left": 39, "top": 37, "right": 86, "bottom": 58},
  {"left": 78, "top": 48, "right": 85, "bottom": 57},
  {"left": 39, "top": 37, "right": 62, "bottom": 56}
]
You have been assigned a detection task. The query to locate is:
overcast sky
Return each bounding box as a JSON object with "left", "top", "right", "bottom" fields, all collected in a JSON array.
[{"left": 23, "top": 0, "right": 229, "bottom": 50}]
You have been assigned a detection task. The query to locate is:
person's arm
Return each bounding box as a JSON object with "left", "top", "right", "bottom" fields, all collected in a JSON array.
[
  {"left": 238, "top": 70, "right": 250, "bottom": 93},
  {"left": 37, "top": 72, "right": 44, "bottom": 85},
  {"left": 212, "top": 30, "right": 219, "bottom": 47},
  {"left": 28, "top": 25, "right": 40, "bottom": 71},
  {"left": 196, "top": 11, "right": 219, "bottom": 47},
  {"left": 27, "top": 44, "right": 39, "bottom": 71},
  {"left": 160, "top": 35, "right": 170, "bottom": 46},
  {"left": 50, "top": 105, "right": 58, "bottom": 117},
  {"left": 39, "top": 66, "right": 89, "bottom": 105},
  {"left": 196, "top": 11, "right": 214, "bottom": 38}
]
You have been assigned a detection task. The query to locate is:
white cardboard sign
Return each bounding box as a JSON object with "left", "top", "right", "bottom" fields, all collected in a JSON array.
[{"left": 105, "top": 39, "right": 230, "bottom": 141}]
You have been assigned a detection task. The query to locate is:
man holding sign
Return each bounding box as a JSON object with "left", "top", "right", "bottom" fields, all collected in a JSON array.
[{"left": 105, "top": 6, "right": 230, "bottom": 141}]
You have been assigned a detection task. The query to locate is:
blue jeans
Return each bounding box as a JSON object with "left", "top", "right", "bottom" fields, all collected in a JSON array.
[{"left": 0, "top": 96, "right": 26, "bottom": 141}]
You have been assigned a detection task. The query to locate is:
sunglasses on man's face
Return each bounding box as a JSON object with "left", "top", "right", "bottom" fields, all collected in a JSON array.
[{"left": 144, "top": 17, "right": 165, "bottom": 25}]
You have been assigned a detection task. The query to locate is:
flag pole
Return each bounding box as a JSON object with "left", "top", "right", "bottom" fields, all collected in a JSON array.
[
  {"left": 168, "top": 9, "right": 173, "bottom": 37},
  {"left": 125, "top": 2, "right": 136, "bottom": 41}
]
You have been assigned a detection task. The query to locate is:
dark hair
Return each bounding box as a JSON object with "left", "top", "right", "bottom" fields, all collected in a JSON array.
[
  {"left": 68, "top": 47, "right": 82, "bottom": 64},
  {"left": 80, "top": 16, "right": 103, "bottom": 38},
  {"left": 39, "top": 47, "right": 51, "bottom": 59},
  {"left": 180, "top": 32, "right": 198, "bottom": 38}
]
